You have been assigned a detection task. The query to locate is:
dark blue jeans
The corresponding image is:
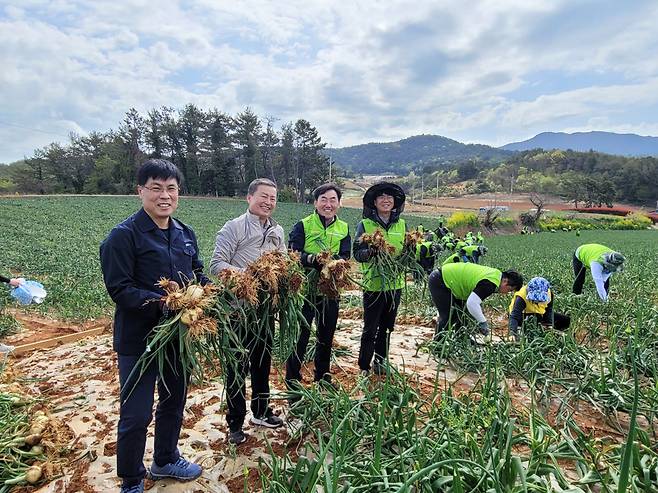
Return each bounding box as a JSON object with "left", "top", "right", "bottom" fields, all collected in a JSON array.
[{"left": 117, "top": 353, "right": 187, "bottom": 487}]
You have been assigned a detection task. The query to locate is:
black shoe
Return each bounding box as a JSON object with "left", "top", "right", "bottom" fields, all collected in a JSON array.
[
  {"left": 229, "top": 429, "right": 248, "bottom": 445},
  {"left": 250, "top": 413, "right": 284, "bottom": 428},
  {"left": 373, "top": 362, "right": 387, "bottom": 375}
]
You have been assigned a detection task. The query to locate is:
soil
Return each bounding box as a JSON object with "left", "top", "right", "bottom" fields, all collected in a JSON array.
[
  {"left": 3, "top": 309, "right": 111, "bottom": 348},
  {"left": 4, "top": 308, "right": 643, "bottom": 492},
  {"left": 342, "top": 192, "right": 647, "bottom": 215}
]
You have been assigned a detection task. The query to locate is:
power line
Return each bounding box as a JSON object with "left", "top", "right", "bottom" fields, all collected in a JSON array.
[{"left": 0, "top": 120, "right": 71, "bottom": 139}]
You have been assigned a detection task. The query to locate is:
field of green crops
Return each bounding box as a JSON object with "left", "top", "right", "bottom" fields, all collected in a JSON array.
[
  {"left": 1, "top": 196, "right": 657, "bottom": 491},
  {"left": 0, "top": 196, "right": 440, "bottom": 320}
]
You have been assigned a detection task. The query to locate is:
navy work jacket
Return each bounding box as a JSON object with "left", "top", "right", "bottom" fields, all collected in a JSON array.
[{"left": 100, "top": 208, "right": 210, "bottom": 355}]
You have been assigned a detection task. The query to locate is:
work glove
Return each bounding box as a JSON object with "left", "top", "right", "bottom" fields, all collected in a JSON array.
[{"left": 477, "top": 321, "right": 490, "bottom": 336}]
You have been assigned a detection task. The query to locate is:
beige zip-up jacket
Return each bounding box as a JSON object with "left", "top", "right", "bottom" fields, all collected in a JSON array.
[{"left": 210, "top": 210, "right": 286, "bottom": 274}]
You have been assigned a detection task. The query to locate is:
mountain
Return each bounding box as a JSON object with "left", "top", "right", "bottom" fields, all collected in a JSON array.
[
  {"left": 327, "top": 134, "right": 512, "bottom": 174},
  {"left": 501, "top": 131, "right": 658, "bottom": 156}
]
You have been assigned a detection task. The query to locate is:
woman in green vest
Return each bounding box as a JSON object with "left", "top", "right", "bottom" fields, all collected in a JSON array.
[
  {"left": 428, "top": 262, "right": 523, "bottom": 340},
  {"left": 572, "top": 243, "right": 625, "bottom": 301},
  {"left": 508, "top": 276, "right": 570, "bottom": 340},
  {"left": 442, "top": 244, "right": 487, "bottom": 266},
  {"left": 286, "top": 184, "right": 351, "bottom": 391},
  {"left": 353, "top": 182, "right": 407, "bottom": 376}
]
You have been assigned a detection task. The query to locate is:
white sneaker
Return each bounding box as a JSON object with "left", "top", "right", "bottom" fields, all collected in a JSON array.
[{"left": 0, "top": 343, "right": 15, "bottom": 354}]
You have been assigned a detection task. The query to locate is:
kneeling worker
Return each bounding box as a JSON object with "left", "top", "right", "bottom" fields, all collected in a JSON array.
[
  {"left": 508, "top": 277, "right": 570, "bottom": 340},
  {"left": 428, "top": 263, "right": 523, "bottom": 340}
]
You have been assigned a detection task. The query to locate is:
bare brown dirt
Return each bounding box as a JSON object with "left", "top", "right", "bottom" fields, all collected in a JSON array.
[
  {"left": 3, "top": 310, "right": 111, "bottom": 347},
  {"left": 5, "top": 310, "right": 639, "bottom": 492},
  {"left": 342, "top": 192, "right": 647, "bottom": 215}
]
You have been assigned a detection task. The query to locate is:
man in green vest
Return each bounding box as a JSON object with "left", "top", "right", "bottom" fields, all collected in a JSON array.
[
  {"left": 415, "top": 239, "right": 438, "bottom": 277},
  {"left": 573, "top": 243, "right": 625, "bottom": 301},
  {"left": 353, "top": 182, "right": 407, "bottom": 375},
  {"left": 428, "top": 263, "right": 523, "bottom": 340},
  {"left": 286, "top": 184, "right": 351, "bottom": 391},
  {"left": 442, "top": 244, "right": 487, "bottom": 265}
]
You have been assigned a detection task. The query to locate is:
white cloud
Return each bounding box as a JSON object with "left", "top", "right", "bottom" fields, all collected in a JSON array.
[{"left": 1, "top": 0, "right": 658, "bottom": 162}]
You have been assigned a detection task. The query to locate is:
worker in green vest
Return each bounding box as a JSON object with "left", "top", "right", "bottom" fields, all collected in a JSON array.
[
  {"left": 428, "top": 263, "right": 523, "bottom": 340},
  {"left": 442, "top": 244, "right": 488, "bottom": 266},
  {"left": 508, "top": 276, "right": 570, "bottom": 340},
  {"left": 286, "top": 183, "right": 351, "bottom": 390},
  {"left": 415, "top": 239, "right": 437, "bottom": 276},
  {"left": 572, "top": 243, "right": 625, "bottom": 301},
  {"left": 353, "top": 182, "right": 407, "bottom": 376}
]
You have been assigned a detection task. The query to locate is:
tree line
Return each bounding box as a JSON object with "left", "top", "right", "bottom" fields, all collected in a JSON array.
[
  {"left": 402, "top": 148, "right": 657, "bottom": 206},
  {"left": 0, "top": 105, "right": 329, "bottom": 201}
]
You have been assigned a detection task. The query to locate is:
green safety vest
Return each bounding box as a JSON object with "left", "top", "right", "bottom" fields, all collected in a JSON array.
[
  {"left": 576, "top": 244, "right": 613, "bottom": 268},
  {"left": 301, "top": 213, "right": 349, "bottom": 255},
  {"left": 442, "top": 245, "right": 480, "bottom": 265},
  {"left": 441, "top": 263, "right": 501, "bottom": 300},
  {"left": 415, "top": 240, "right": 433, "bottom": 260},
  {"left": 361, "top": 218, "right": 406, "bottom": 292}
]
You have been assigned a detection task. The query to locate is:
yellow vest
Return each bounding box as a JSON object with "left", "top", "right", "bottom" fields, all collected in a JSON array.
[{"left": 508, "top": 286, "right": 552, "bottom": 315}]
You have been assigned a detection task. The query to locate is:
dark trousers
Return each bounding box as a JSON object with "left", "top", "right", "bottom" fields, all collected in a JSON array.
[
  {"left": 572, "top": 254, "right": 609, "bottom": 295},
  {"left": 226, "top": 318, "right": 273, "bottom": 432},
  {"left": 286, "top": 297, "right": 339, "bottom": 383},
  {"left": 510, "top": 312, "right": 571, "bottom": 331},
  {"left": 428, "top": 270, "right": 466, "bottom": 336},
  {"left": 117, "top": 353, "right": 186, "bottom": 487},
  {"left": 358, "top": 289, "right": 401, "bottom": 371}
]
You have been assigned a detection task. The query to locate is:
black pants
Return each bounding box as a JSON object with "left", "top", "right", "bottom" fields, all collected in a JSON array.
[
  {"left": 572, "top": 254, "right": 609, "bottom": 295},
  {"left": 358, "top": 290, "right": 401, "bottom": 371},
  {"left": 428, "top": 270, "right": 466, "bottom": 336},
  {"left": 226, "top": 315, "right": 273, "bottom": 432},
  {"left": 285, "top": 297, "right": 339, "bottom": 383},
  {"left": 117, "top": 353, "right": 186, "bottom": 487},
  {"left": 510, "top": 311, "right": 571, "bottom": 331}
]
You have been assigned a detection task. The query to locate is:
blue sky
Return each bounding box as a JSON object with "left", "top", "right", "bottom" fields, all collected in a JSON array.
[{"left": 1, "top": 0, "right": 658, "bottom": 163}]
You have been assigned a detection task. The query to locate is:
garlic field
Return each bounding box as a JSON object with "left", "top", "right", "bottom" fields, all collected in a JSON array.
[{"left": 0, "top": 196, "right": 657, "bottom": 492}]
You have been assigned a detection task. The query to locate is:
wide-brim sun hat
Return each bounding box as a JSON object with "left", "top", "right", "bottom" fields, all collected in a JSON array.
[{"left": 363, "top": 182, "right": 406, "bottom": 211}]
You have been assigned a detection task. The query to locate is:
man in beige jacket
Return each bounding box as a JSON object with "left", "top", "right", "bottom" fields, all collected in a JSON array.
[{"left": 210, "top": 178, "right": 286, "bottom": 445}]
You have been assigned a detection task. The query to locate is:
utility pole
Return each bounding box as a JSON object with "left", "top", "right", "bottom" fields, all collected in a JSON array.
[
  {"left": 420, "top": 175, "right": 424, "bottom": 203},
  {"left": 436, "top": 174, "right": 439, "bottom": 209},
  {"left": 328, "top": 144, "right": 332, "bottom": 182}
]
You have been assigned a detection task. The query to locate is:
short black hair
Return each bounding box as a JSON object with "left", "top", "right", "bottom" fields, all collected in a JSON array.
[
  {"left": 313, "top": 183, "right": 342, "bottom": 200},
  {"left": 137, "top": 159, "right": 183, "bottom": 186},
  {"left": 502, "top": 270, "right": 524, "bottom": 291}
]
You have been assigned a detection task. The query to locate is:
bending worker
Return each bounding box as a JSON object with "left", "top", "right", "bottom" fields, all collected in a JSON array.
[
  {"left": 442, "top": 244, "right": 487, "bottom": 265},
  {"left": 572, "top": 243, "right": 625, "bottom": 301},
  {"left": 508, "top": 276, "right": 570, "bottom": 340},
  {"left": 428, "top": 263, "right": 523, "bottom": 339}
]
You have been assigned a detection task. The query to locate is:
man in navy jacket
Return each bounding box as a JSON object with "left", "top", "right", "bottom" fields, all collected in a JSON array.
[{"left": 100, "top": 159, "right": 209, "bottom": 493}]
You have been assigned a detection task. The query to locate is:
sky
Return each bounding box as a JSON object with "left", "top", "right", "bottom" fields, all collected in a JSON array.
[{"left": 2, "top": 0, "right": 658, "bottom": 163}]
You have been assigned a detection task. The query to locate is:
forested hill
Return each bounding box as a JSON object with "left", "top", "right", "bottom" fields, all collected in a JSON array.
[
  {"left": 327, "top": 135, "right": 512, "bottom": 174},
  {"left": 501, "top": 131, "right": 658, "bottom": 156}
]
